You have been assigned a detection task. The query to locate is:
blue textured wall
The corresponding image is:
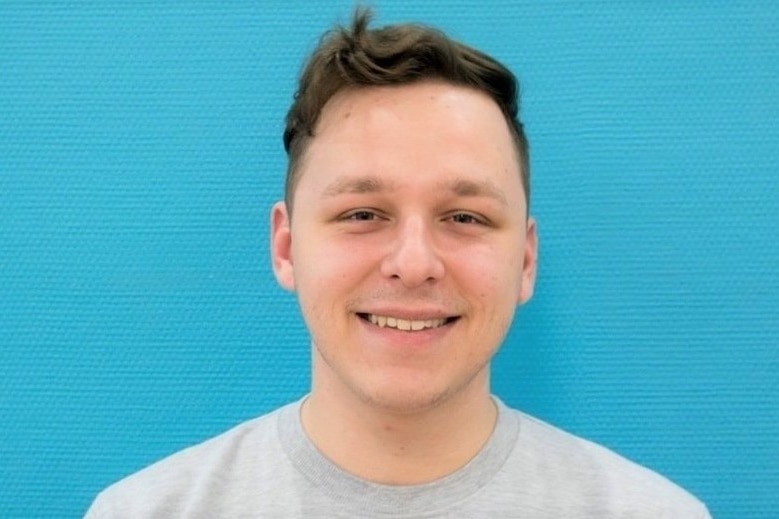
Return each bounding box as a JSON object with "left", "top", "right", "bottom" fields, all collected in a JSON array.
[{"left": 1, "top": 1, "right": 777, "bottom": 517}]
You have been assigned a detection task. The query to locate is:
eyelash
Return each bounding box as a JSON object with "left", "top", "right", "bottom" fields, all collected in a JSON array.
[
  {"left": 448, "top": 213, "right": 484, "bottom": 225},
  {"left": 343, "top": 210, "right": 381, "bottom": 221}
]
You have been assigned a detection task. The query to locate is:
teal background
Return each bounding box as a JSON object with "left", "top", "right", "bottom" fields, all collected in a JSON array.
[{"left": 1, "top": 1, "right": 777, "bottom": 517}]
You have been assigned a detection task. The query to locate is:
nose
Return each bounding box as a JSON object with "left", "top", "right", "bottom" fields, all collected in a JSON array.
[{"left": 380, "top": 217, "right": 445, "bottom": 287}]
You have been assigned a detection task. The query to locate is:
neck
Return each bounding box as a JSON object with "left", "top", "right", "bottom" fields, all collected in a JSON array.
[{"left": 301, "top": 369, "right": 498, "bottom": 485}]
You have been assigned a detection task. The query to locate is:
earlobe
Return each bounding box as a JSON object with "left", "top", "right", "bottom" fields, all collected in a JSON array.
[
  {"left": 518, "top": 217, "right": 538, "bottom": 304},
  {"left": 270, "top": 201, "right": 295, "bottom": 291}
]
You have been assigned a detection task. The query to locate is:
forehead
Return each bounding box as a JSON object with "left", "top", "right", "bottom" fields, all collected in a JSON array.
[
  {"left": 296, "top": 81, "right": 523, "bottom": 205},
  {"left": 317, "top": 81, "right": 510, "bottom": 142}
]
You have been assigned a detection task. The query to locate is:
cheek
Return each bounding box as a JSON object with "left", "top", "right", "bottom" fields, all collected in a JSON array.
[
  {"left": 292, "top": 234, "right": 341, "bottom": 277},
  {"left": 292, "top": 240, "right": 370, "bottom": 313},
  {"left": 453, "top": 247, "right": 521, "bottom": 331},
  {"left": 457, "top": 244, "right": 521, "bottom": 295},
  {"left": 314, "top": 238, "right": 386, "bottom": 290}
]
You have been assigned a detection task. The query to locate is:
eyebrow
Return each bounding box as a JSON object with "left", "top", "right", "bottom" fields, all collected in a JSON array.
[
  {"left": 322, "top": 176, "right": 390, "bottom": 197},
  {"left": 321, "top": 175, "right": 507, "bottom": 206},
  {"left": 445, "top": 179, "right": 507, "bottom": 206}
]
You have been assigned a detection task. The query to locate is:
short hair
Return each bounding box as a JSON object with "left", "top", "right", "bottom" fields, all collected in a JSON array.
[{"left": 283, "top": 7, "right": 530, "bottom": 213}]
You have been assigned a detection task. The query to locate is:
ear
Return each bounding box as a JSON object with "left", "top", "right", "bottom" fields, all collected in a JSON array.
[
  {"left": 518, "top": 217, "right": 538, "bottom": 304},
  {"left": 271, "top": 201, "right": 295, "bottom": 291}
]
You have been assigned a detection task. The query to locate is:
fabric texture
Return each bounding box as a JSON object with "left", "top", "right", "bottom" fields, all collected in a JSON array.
[{"left": 84, "top": 397, "right": 710, "bottom": 518}]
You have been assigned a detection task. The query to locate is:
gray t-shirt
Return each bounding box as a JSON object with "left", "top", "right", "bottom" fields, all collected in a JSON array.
[{"left": 85, "top": 398, "right": 710, "bottom": 518}]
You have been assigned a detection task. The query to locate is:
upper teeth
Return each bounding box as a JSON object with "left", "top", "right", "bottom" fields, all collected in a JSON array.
[{"left": 368, "top": 314, "right": 447, "bottom": 331}]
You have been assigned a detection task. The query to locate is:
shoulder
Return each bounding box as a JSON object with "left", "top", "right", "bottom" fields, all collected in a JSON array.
[
  {"left": 503, "top": 406, "right": 710, "bottom": 517},
  {"left": 85, "top": 403, "right": 293, "bottom": 518}
]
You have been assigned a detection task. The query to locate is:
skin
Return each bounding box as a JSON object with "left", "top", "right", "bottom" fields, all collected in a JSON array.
[{"left": 271, "top": 80, "right": 537, "bottom": 484}]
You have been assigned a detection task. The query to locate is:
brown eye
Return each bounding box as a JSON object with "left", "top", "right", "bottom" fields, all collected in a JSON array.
[
  {"left": 451, "top": 213, "right": 480, "bottom": 224},
  {"left": 348, "top": 211, "right": 376, "bottom": 221}
]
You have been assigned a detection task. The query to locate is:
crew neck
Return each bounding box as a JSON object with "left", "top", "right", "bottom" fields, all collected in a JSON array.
[{"left": 276, "top": 396, "right": 520, "bottom": 516}]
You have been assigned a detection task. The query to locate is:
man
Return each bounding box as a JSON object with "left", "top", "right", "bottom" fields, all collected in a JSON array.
[{"left": 86, "top": 9, "right": 710, "bottom": 518}]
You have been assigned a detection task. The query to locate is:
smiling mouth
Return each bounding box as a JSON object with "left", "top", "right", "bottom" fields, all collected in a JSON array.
[{"left": 357, "top": 313, "right": 459, "bottom": 331}]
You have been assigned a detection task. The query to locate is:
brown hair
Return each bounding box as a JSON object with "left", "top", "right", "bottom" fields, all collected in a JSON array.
[{"left": 283, "top": 7, "right": 530, "bottom": 212}]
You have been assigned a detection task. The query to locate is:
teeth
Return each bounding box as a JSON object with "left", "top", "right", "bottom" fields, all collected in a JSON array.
[{"left": 367, "top": 314, "right": 447, "bottom": 331}]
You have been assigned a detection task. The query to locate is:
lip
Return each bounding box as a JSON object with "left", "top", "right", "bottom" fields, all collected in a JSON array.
[
  {"left": 355, "top": 306, "right": 458, "bottom": 322},
  {"left": 355, "top": 311, "right": 460, "bottom": 347}
]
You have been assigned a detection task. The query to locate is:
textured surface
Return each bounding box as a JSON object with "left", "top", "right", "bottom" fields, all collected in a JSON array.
[{"left": 1, "top": 1, "right": 777, "bottom": 518}]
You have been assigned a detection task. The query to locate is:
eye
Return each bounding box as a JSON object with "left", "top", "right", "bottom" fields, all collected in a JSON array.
[
  {"left": 346, "top": 210, "right": 377, "bottom": 221},
  {"left": 449, "top": 213, "right": 484, "bottom": 225}
]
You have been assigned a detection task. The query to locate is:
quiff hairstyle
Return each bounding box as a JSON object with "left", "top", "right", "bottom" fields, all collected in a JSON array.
[{"left": 283, "top": 7, "right": 530, "bottom": 213}]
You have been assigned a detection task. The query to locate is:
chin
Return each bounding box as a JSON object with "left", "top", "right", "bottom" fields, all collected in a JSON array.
[{"left": 353, "top": 378, "right": 465, "bottom": 416}]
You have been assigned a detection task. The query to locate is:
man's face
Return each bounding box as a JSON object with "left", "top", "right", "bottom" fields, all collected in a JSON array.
[{"left": 272, "top": 81, "right": 537, "bottom": 413}]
